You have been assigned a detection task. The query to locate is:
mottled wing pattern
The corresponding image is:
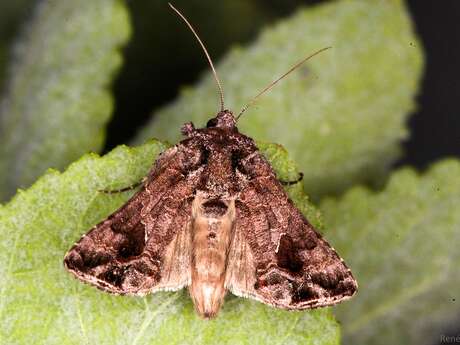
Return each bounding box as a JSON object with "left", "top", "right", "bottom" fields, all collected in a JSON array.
[
  {"left": 226, "top": 151, "right": 357, "bottom": 309},
  {"left": 64, "top": 143, "right": 203, "bottom": 295}
]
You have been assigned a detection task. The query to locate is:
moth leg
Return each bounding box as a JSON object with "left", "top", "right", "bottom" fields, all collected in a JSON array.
[
  {"left": 280, "top": 172, "right": 303, "bottom": 186},
  {"left": 98, "top": 177, "right": 147, "bottom": 194}
]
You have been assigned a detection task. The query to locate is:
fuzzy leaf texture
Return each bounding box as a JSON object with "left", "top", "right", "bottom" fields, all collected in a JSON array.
[
  {"left": 134, "top": 0, "right": 424, "bottom": 200},
  {"left": 0, "top": 0, "right": 131, "bottom": 201},
  {"left": 0, "top": 140, "right": 340, "bottom": 345},
  {"left": 320, "top": 159, "right": 460, "bottom": 345}
]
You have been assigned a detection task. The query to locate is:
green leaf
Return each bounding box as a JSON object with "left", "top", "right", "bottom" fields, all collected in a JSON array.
[
  {"left": 0, "top": 0, "right": 131, "bottom": 201},
  {"left": 0, "top": 140, "right": 339, "bottom": 345},
  {"left": 133, "top": 0, "right": 423, "bottom": 200},
  {"left": 320, "top": 159, "right": 460, "bottom": 345}
]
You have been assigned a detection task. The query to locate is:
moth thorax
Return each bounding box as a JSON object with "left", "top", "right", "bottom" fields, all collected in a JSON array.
[{"left": 190, "top": 195, "right": 235, "bottom": 318}]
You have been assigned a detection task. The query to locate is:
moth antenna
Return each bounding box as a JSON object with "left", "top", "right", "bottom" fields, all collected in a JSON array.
[
  {"left": 236, "top": 46, "right": 332, "bottom": 121},
  {"left": 169, "top": 3, "right": 225, "bottom": 112}
]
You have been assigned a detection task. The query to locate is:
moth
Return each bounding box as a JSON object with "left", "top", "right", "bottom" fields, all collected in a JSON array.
[{"left": 64, "top": 4, "right": 357, "bottom": 319}]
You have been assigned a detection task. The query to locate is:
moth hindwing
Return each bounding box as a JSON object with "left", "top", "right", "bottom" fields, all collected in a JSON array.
[{"left": 63, "top": 4, "right": 357, "bottom": 319}]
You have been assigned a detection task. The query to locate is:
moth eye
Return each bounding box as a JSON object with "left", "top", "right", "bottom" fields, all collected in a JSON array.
[{"left": 206, "top": 118, "right": 218, "bottom": 128}]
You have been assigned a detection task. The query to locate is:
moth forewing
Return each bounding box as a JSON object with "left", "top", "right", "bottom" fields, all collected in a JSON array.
[{"left": 154, "top": 220, "right": 192, "bottom": 292}]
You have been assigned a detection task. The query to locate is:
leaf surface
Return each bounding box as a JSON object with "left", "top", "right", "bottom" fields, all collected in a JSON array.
[
  {"left": 320, "top": 159, "right": 460, "bottom": 345},
  {"left": 0, "top": 140, "right": 339, "bottom": 345},
  {"left": 0, "top": 0, "right": 131, "bottom": 200}
]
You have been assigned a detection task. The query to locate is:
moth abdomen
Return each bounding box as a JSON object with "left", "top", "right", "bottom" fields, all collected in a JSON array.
[{"left": 189, "top": 195, "right": 235, "bottom": 318}]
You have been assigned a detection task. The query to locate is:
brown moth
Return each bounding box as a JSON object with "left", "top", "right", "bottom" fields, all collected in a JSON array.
[{"left": 64, "top": 4, "right": 357, "bottom": 319}]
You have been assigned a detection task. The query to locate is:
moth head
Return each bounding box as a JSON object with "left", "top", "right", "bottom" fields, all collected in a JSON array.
[{"left": 206, "top": 110, "right": 237, "bottom": 130}]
